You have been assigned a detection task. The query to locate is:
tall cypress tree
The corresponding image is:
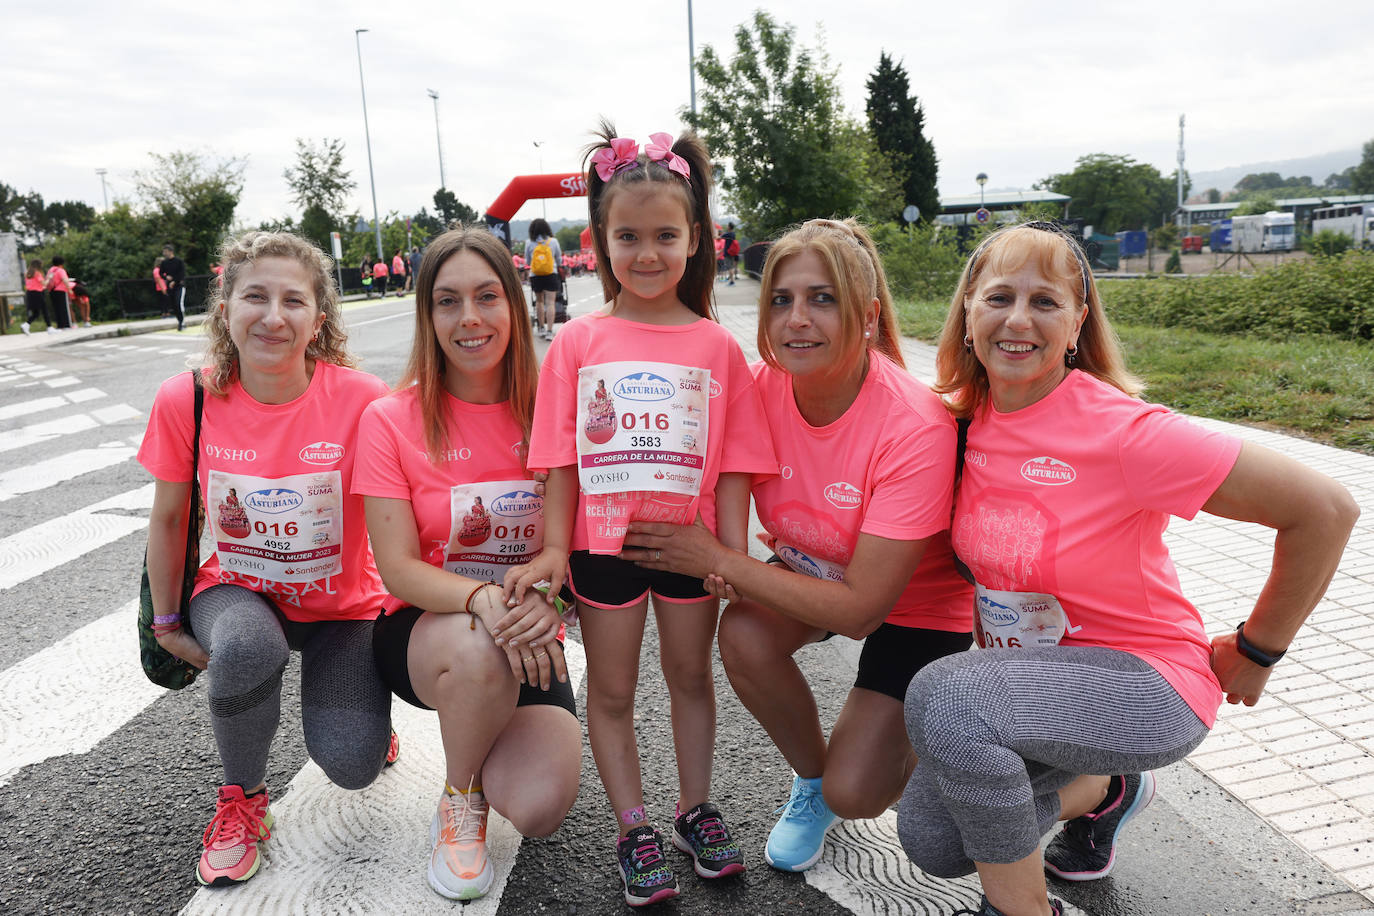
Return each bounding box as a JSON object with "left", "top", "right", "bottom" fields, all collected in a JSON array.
[{"left": 865, "top": 52, "right": 939, "bottom": 224}]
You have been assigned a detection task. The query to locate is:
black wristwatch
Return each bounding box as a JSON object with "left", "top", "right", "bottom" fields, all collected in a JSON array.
[{"left": 1234, "top": 622, "right": 1286, "bottom": 667}]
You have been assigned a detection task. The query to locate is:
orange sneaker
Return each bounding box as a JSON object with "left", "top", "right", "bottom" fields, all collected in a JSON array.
[
  {"left": 427, "top": 789, "right": 494, "bottom": 900},
  {"left": 197, "top": 785, "right": 273, "bottom": 886},
  {"left": 385, "top": 728, "right": 400, "bottom": 767}
]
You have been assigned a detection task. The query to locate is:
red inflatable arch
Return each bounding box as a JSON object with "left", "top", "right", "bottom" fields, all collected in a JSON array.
[{"left": 483, "top": 173, "right": 587, "bottom": 246}]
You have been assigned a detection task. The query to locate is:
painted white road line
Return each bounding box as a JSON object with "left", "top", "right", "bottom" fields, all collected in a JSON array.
[
  {"left": 42, "top": 377, "right": 80, "bottom": 388},
  {"left": 25, "top": 369, "right": 59, "bottom": 378},
  {"left": 0, "top": 413, "right": 100, "bottom": 453},
  {"left": 0, "top": 396, "right": 66, "bottom": 421},
  {"left": 0, "top": 443, "right": 137, "bottom": 502},
  {"left": 91, "top": 403, "right": 142, "bottom": 424},
  {"left": 0, "top": 600, "right": 165, "bottom": 787},
  {"left": 64, "top": 387, "right": 107, "bottom": 404},
  {"left": 349, "top": 310, "right": 413, "bottom": 328},
  {"left": 181, "top": 639, "right": 587, "bottom": 916},
  {"left": 0, "top": 483, "right": 154, "bottom": 589}
]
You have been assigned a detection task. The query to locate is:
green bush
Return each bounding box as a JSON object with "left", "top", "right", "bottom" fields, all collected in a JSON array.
[
  {"left": 871, "top": 221, "right": 989, "bottom": 303},
  {"left": 1099, "top": 250, "right": 1374, "bottom": 340},
  {"left": 1308, "top": 229, "right": 1354, "bottom": 258},
  {"left": 1164, "top": 249, "right": 1182, "bottom": 274}
]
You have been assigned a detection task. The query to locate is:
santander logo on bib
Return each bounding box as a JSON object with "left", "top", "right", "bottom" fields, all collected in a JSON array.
[
  {"left": 299, "top": 441, "right": 345, "bottom": 465},
  {"left": 823, "top": 481, "right": 863, "bottom": 510},
  {"left": 1020, "top": 456, "right": 1076, "bottom": 485}
]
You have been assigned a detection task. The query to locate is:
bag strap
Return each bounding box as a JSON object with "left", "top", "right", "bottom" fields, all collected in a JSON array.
[
  {"left": 186, "top": 369, "right": 204, "bottom": 554},
  {"left": 951, "top": 416, "right": 975, "bottom": 585}
]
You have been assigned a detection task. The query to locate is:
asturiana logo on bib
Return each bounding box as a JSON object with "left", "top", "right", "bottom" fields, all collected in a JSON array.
[
  {"left": 245, "top": 488, "right": 304, "bottom": 514},
  {"left": 823, "top": 481, "right": 863, "bottom": 510},
  {"left": 299, "top": 441, "right": 345, "bottom": 465},
  {"left": 779, "top": 546, "right": 823, "bottom": 579},
  {"left": 614, "top": 372, "right": 675, "bottom": 401},
  {"left": 491, "top": 490, "right": 541, "bottom": 517},
  {"left": 978, "top": 595, "right": 1019, "bottom": 626},
  {"left": 1020, "top": 457, "right": 1076, "bottom": 486}
]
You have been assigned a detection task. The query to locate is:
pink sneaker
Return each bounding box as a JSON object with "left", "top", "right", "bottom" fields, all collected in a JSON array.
[{"left": 196, "top": 785, "right": 273, "bottom": 886}]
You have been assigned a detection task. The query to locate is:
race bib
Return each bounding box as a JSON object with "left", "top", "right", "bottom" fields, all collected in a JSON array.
[
  {"left": 775, "top": 540, "right": 846, "bottom": 583},
  {"left": 208, "top": 470, "right": 342, "bottom": 583},
  {"left": 974, "top": 583, "right": 1073, "bottom": 649},
  {"left": 445, "top": 481, "right": 543, "bottom": 581},
  {"left": 576, "top": 361, "right": 709, "bottom": 497}
]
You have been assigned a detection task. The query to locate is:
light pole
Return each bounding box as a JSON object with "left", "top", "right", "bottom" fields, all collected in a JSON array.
[
  {"left": 355, "top": 28, "right": 383, "bottom": 260},
  {"left": 976, "top": 172, "right": 988, "bottom": 209},
  {"left": 95, "top": 168, "right": 109, "bottom": 211},
  {"left": 687, "top": 0, "right": 697, "bottom": 116},
  {"left": 427, "top": 89, "right": 446, "bottom": 192},
  {"left": 533, "top": 141, "right": 547, "bottom": 219}
]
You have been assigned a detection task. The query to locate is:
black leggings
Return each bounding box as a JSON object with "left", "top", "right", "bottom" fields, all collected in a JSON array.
[
  {"left": 899, "top": 645, "right": 1209, "bottom": 875},
  {"left": 25, "top": 290, "right": 51, "bottom": 325}
]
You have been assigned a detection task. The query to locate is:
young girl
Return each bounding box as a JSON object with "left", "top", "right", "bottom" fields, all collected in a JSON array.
[
  {"left": 505, "top": 125, "right": 776, "bottom": 907},
  {"left": 22, "top": 258, "right": 52, "bottom": 334},
  {"left": 354, "top": 227, "right": 581, "bottom": 901}
]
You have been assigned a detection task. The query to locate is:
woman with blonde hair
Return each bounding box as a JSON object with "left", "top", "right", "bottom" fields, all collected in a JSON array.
[
  {"left": 899, "top": 221, "right": 1357, "bottom": 916},
  {"left": 139, "top": 230, "right": 395, "bottom": 888},
  {"left": 622, "top": 217, "right": 973, "bottom": 872}
]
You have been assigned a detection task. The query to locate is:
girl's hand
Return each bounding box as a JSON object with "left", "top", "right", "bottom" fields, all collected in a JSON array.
[
  {"left": 1209, "top": 631, "right": 1275, "bottom": 706},
  {"left": 620, "top": 516, "right": 726, "bottom": 579},
  {"left": 490, "top": 589, "right": 562, "bottom": 651},
  {"left": 155, "top": 627, "right": 209, "bottom": 670},
  {"left": 530, "top": 470, "right": 549, "bottom": 497},
  {"left": 510, "top": 639, "right": 568, "bottom": 691},
  {"left": 703, "top": 573, "right": 741, "bottom": 607},
  {"left": 503, "top": 549, "right": 568, "bottom": 604}
]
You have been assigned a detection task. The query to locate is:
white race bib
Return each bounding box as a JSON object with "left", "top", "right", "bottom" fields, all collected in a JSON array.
[
  {"left": 974, "top": 583, "right": 1073, "bottom": 649},
  {"left": 576, "top": 361, "right": 709, "bottom": 497},
  {"left": 444, "top": 481, "right": 543, "bottom": 581},
  {"left": 208, "top": 470, "right": 342, "bottom": 583},
  {"left": 775, "top": 540, "right": 847, "bottom": 583}
]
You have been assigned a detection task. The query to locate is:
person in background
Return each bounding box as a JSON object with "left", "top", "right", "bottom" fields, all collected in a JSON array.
[
  {"left": 22, "top": 258, "right": 53, "bottom": 334},
  {"left": 897, "top": 221, "right": 1358, "bottom": 916},
  {"left": 154, "top": 256, "right": 170, "bottom": 317},
  {"left": 392, "top": 249, "right": 407, "bottom": 298},
  {"left": 524, "top": 218, "right": 562, "bottom": 341},
  {"left": 161, "top": 245, "right": 188, "bottom": 331},
  {"left": 409, "top": 246, "right": 423, "bottom": 291},
  {"left": 46, "top": 256, "right": 74, "bottom": 330},
  {"left": 71, "top": 281, "right": 92, "bottom": 327},
  {"left": 721, "top": 223, "right": 739, "bottom": 286},
  {"left": 372, "top": 254, "right": 390, "bottom": 298}
]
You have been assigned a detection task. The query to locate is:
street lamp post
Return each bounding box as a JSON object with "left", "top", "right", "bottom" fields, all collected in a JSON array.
[
  {"left": 355, "top": 28, "right": 384, "bottom": 261},
  {"left": 533, "top": 141, "right": 546, "bottom": 219},
  {"left": 427, "top": 89, "right": 446, "bottom": 192},
  {"left": 687, "top": 0, "right": 697, "bottom": 116},
  {"left": 976, "top": 172, "right": 988, "bottom": 209},
  {"left": 95, "top": 169, "right": 109, "bottom": 212}
]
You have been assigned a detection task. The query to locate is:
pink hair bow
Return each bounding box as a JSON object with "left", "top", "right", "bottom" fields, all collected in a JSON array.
[
  {"left": 645, "top": 132, "right": 690, "bottom": 180},
  {"left": 590, "top": 137, "right": 640, "bottom": 182}
]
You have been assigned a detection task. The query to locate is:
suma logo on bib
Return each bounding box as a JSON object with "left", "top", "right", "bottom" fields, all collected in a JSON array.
[
  {"left": 299, "top": 441, "right": 345, "bottom": 465},
  {"left": 823, "top": 481, "right": 863, "bottom": 510},
  {"left": 1020, "top": 456, "right": 1076, "bottom": 486}
]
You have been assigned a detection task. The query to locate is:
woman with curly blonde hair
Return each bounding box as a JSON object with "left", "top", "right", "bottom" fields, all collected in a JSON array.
[{"left": 138, "top": 230, "right": 396, "bottom": 889}]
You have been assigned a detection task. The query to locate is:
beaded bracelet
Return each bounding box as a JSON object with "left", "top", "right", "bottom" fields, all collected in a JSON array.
[{"left": 463, "top": 582, "right": 498, "bottom": 629}]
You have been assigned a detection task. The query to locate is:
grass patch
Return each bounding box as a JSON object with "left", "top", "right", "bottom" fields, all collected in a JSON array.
[{"left": 895, "top": 297, "right": 1374, "bottom": 455}]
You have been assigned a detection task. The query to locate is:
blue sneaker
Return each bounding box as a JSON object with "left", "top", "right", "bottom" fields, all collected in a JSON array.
[
  {"left": 1044, "top": 770, "right": 1156, "bottom": 881},
  {"left": 764, "top": 775, "right": 840, "bottom": 871}
]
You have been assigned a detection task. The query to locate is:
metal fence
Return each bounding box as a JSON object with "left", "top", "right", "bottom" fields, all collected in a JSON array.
[{"left": 114, "top": 268, "right": 372, "bottom": 318}]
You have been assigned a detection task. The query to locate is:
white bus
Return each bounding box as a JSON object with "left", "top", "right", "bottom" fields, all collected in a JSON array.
[
  {"left": 1231, "top": 212, "right": 1295, "bottom": 253},
  {"left": 1311, "top": 203, "right": 1374, "bottom": 249}
]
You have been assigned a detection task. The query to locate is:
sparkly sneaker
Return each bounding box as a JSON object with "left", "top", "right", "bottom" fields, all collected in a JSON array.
[
  {"left": 428, "top": 789, "right": 494, "bottom": 899},
  {"left": 1044, "top": 770, "right": 1156, "bottom": 881},
  {"left": 764, "top": 775, "right": 839, "bottom": 872},
  {"left": 954, "top": 895, "right": 1064, "bottom": 915},
  {"left": 384, "top": 728, "right": 400, "bottom": 767},
  {"left": 672, "top": 801, "right": 745, "bottom": 878},
  {"left": 196, "top": 785, "right": 273, "bottom": 886},
  {"left": 617, "top": 825, "right": 679, "bottom": 906}
]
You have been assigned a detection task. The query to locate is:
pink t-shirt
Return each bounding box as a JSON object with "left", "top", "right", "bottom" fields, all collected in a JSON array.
[
  {"left": 46, "top": 266, "right": 72, "bottom": 294},
  {"left": 954, "top": 370, "right": 1242, "bottom": 726},
  {"left": 751, "top": 352, "right": 973, "bottom": 632},
  {"left": 352, "top": 387, "right": 530, "bottom": 613},
  {"left": 153, "top": 268, "right": 167, "bottom": 293},
  {"left": 138, "top": 362, "right": 390, "bottom": 622},
  {"left": 392, "top": 256, "right": 405, "bottom": 275},
  {"left": 26, "top": 270, "right": 45, "bottom": 292},
  {"left": 373, "top": 261, "right": 389, "bottom": 277},
  {"left": 529, "top": 312, "right": 778, "bottom": 553}
]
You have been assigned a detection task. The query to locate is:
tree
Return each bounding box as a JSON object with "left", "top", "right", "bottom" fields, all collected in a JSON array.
[
  {"left": 433, "top": 188, "right": 479, "bottom": 227},
  {"left": 1352, "top": 139, "right": 1374, "bottom": 195},
  {"left": 865, "top": 52, "right": 939, "bottom": 224},
  {"left": 556, "top": 223, "right": 586, "bottom": 253},
  {"left": 1235, "top": 172, "right": 1285, "bottom": 193},
  {"left": 1232, "top": 196, "right": 1278, "bottom": 216},
  {"left": 1205, "top": 188, "right": 1222, "bottom": 203},
  {"left": 134, "top": 150, "right": 245, "bottom": 272},
  {"left": 1324, "top": 167, "right": 1355, "bottom": 190},
  {"left": 1037, "top": 154, "right": 1177, "bottom": 234},
  {"left": 283, "top": 138, "right": 356, "bottom": 250},
  {"left": 685, "top": 11, "right": 901, "bottom": 237}
]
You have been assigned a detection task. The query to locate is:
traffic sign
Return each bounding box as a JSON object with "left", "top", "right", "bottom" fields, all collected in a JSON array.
[
  {"left": 975, "top": 208, "right": 991, "bottom": 224},
  {"left": 902, "top": 205, "right": 921, "bottom": 223}
]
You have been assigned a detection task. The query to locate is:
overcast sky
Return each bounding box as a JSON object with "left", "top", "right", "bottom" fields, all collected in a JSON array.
[{"left": 5, "top": 0, "right": 1371, "bottom": 230}]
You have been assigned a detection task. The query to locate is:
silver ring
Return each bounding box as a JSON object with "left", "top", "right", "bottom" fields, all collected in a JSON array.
[{"left": 655, "top": 549, "right": 663, "bottom": 561}]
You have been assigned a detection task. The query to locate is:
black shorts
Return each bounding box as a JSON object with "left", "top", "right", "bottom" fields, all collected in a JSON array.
[
  {"left": 530, "top": 273, "right": 559, "bottom": 293},
  {"left": 568, "top": 550, "right": 709, "bottom": 609},
  {"left": 852, "top": 622, "right": 973, "bottom": 701},
  {"left": 372, "top": 606, "right": 577, "bottom": 716}
]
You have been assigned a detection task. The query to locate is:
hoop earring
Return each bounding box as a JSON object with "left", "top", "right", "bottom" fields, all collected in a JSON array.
[
  {"left": 963, "top": 335, "right": 973, "bottom": 354},
  {"left": 1065, "top": 345, "right": 1078, "bottom": 367}
]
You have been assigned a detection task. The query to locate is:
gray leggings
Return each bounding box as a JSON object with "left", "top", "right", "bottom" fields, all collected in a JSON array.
[
  {"left": 898, "top": 646, "right": 1209, "bottom": 876},
  {"left": 189, "top": 584, "right": 392, "bottom": 791}
]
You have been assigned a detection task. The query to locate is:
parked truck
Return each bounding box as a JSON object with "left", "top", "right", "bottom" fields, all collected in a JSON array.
[
  {"left": 1115, "top": 230, "right": 1148, "bottom": 258},
  {"left": 1311, "top": 203, "right": 1374, "bottom": 249},
  {"left": 1231, "top": 211, "right": 1295, "bottom": 253}
]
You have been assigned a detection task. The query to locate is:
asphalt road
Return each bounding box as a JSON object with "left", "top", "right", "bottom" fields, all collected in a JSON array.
[{"left": 0, "top": 278, "right": 1368, "bottom": 916}]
